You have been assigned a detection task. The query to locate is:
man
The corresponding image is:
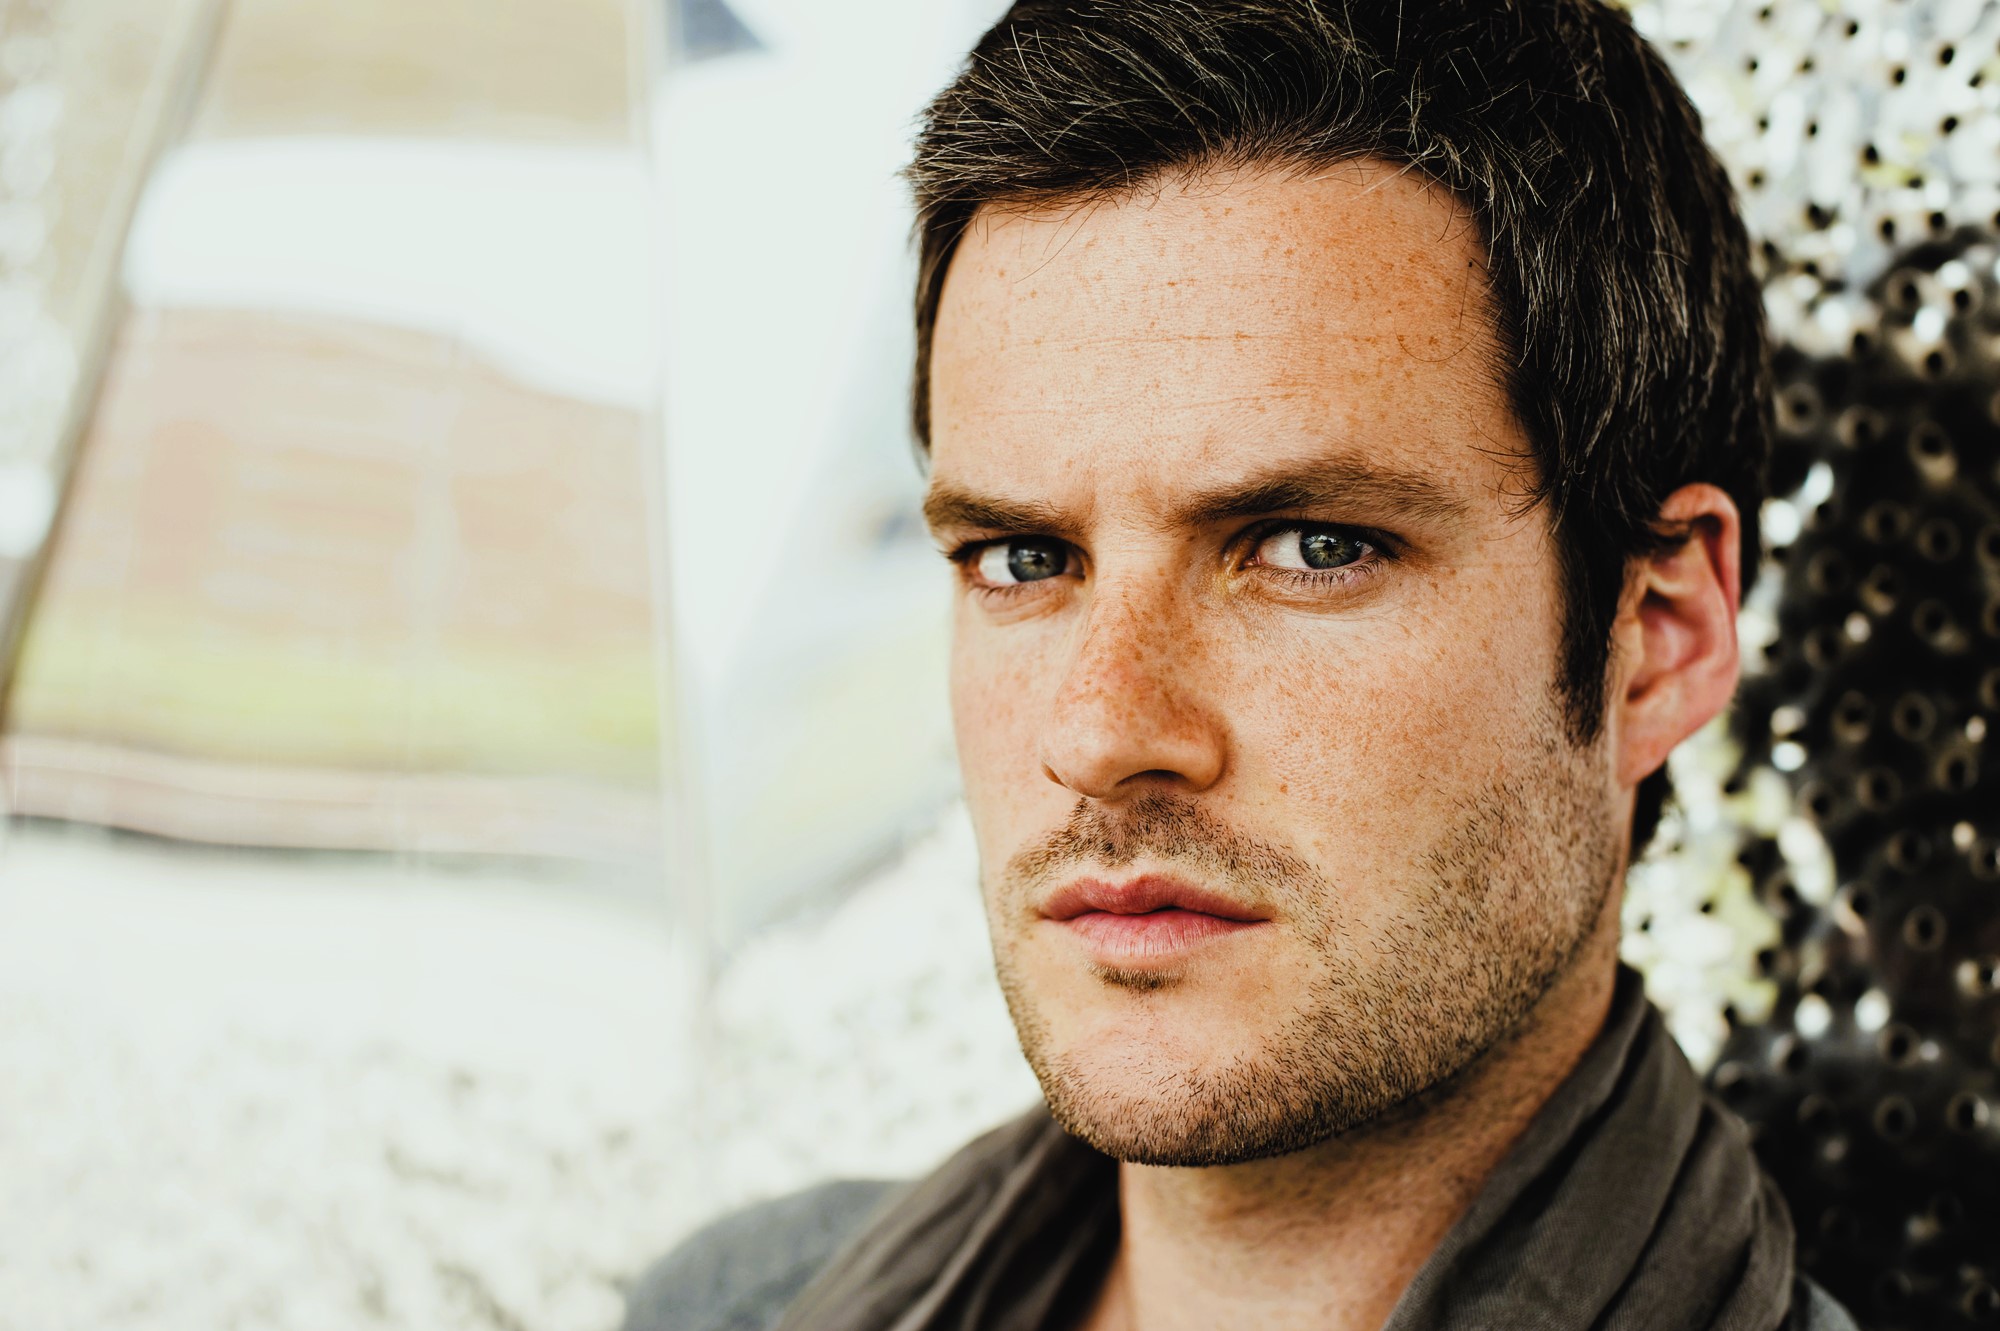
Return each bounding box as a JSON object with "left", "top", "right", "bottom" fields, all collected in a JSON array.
[{"left": 631, "top": 2, "right": 1859, "bottom": 1327}]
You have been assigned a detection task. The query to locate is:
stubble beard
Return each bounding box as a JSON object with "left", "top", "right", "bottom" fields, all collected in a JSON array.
[{"left": 987, "top": 719, "right": 1621, "bottom": 1167}]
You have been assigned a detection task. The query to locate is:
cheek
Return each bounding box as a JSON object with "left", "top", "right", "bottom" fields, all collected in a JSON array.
[
  {"left": 1230, "top": 573, "right": 1564, "bottom": 864},
  {"left": 950, "top": 615, "right": 1052, "bottom": 824}
]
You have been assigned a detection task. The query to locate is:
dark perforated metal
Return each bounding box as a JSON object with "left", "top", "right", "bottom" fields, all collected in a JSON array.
[
  {"left": 1613, "top": 5, "right": 2000, "bottom": 1325},
  {"left": 1714, "top": 235, "right": 2000, "bottom": 1329}
]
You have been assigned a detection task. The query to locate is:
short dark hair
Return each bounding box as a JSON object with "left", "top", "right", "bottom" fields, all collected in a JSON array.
[{"left": 907, "top": 0, "right": 1770, "bottom": 854}]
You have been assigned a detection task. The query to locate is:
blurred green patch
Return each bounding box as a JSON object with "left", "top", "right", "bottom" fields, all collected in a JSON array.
[{"left": 9, "top": 604, "right": 665, "bottom": 783}]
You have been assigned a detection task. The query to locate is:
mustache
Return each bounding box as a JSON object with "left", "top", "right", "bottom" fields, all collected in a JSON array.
[{"left": 999, "top": 793, "right": 1322, "bottom": 897}]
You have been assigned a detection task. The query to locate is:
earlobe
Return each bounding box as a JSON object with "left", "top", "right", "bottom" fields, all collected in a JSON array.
[{"left": 1614, "top": 484, "right": 1744, "bottom": 787}]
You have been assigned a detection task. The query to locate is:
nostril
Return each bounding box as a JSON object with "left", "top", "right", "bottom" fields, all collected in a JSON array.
[{"left": 1038, "top": 691, "right": 1229, "bottom": 798}]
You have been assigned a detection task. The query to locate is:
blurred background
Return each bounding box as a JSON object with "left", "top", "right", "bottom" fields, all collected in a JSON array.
[
  {"left": 0, "top": 2, "right": 1025, "bottom": 1327},
  {"left": 0, "top": 0, "right": 1994, "bottom": 1328}
]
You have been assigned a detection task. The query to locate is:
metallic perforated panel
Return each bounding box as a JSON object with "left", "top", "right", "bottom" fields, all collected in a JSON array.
[{"left": 1621, "top": 4, "right": 2000, "bottom": 1325}]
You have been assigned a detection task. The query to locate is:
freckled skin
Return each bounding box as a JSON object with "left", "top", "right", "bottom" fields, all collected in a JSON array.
[
  {"left": 935, "top": 161, "right": 1604, "bottom": 1130},
  {"left": 926, "top": 161, "right": 1743, "bottom": 1330}
]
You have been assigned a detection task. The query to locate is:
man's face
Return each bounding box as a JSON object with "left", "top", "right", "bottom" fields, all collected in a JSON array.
[{"left": 925, "top": 162, "right": 1627, "bottom": 1167}]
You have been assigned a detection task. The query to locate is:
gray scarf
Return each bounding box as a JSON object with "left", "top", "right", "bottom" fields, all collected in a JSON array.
[{"left": 778, "top": 970, "right": 1800, "bottom": 1331}]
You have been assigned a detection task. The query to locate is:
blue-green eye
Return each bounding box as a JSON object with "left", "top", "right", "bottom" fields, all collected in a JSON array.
[
  {"left": 974, "top": 538, "right": 1070, "bottom": 585},
  {"left": 1255, "top": 526, "right": 1372, "bottom": 571}
]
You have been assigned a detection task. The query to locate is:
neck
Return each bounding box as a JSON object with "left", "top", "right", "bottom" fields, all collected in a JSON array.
[{"left": 1083, "top": 916, "right": 1623, "bottom": 1331}]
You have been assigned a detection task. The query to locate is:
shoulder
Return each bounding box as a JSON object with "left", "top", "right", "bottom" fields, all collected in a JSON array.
[
  {"left": 1795, "top": 1274, "right": 1859, "bottom": 1331},
  {"left": 620, "top": 1178, "right": 900, "bottom": 1331}
]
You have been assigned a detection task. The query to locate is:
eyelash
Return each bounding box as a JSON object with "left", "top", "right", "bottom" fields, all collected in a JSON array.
[
  {"left": 1250, "top": 522, "right": 1392, "bottom": 591},
  {"left": 946, "top": 521, "right": 1394, "bottom": 599}
]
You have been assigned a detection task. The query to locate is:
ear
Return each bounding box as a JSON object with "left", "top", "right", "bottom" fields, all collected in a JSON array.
[{"left": 1611, "top": 483, "right": 1744, "bottom": 788}]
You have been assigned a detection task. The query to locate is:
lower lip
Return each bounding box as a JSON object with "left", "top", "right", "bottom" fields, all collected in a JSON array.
[{"left": 1057, "top": 910, "right": 1265, "bottom": 965}]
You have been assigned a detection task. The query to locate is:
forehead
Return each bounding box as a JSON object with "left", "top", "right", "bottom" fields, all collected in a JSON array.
[{"left": 927, "top": 160, "right": 1527, "bottom": 510}]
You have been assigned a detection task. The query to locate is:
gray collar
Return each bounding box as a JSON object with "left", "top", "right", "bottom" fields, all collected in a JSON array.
[{"left": 778, "top": 969, "right": 1797, "bottom": 1331}]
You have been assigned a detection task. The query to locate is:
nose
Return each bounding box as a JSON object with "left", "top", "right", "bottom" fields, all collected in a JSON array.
[{"left": 1038, "top": 578, "right": 1228, "bottom": 799}]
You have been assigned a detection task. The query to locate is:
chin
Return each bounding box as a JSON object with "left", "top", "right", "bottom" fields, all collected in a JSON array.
[
  {"left": 1031, "top": 1042, "right": 1366, "bottom": 1167},
  {"left": 1001, "top": 981, "right": 1369, "bottom": 1167},
  {"left": 998, "top": 944, "right": 1501, "bottom": 1167}
]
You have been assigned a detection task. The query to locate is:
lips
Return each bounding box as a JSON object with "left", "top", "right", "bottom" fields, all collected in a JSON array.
[
  {"left": 1040, "top": 875, "right": 1269, "bottom": 967},
  {"left": 1041, "top": 875, "right": 1267, "bottom": 922}
]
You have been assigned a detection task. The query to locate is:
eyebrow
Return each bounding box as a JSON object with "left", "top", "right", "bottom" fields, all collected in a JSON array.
[
  {"left": 1162, "top": 458, "right": 1471, "bottom": 531},
  {"left": 922, "top": 487, "right": 1074, "bottom": 537},
  {"left": 922, "top": 455, "right": 1470, "bottom": 538}
]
